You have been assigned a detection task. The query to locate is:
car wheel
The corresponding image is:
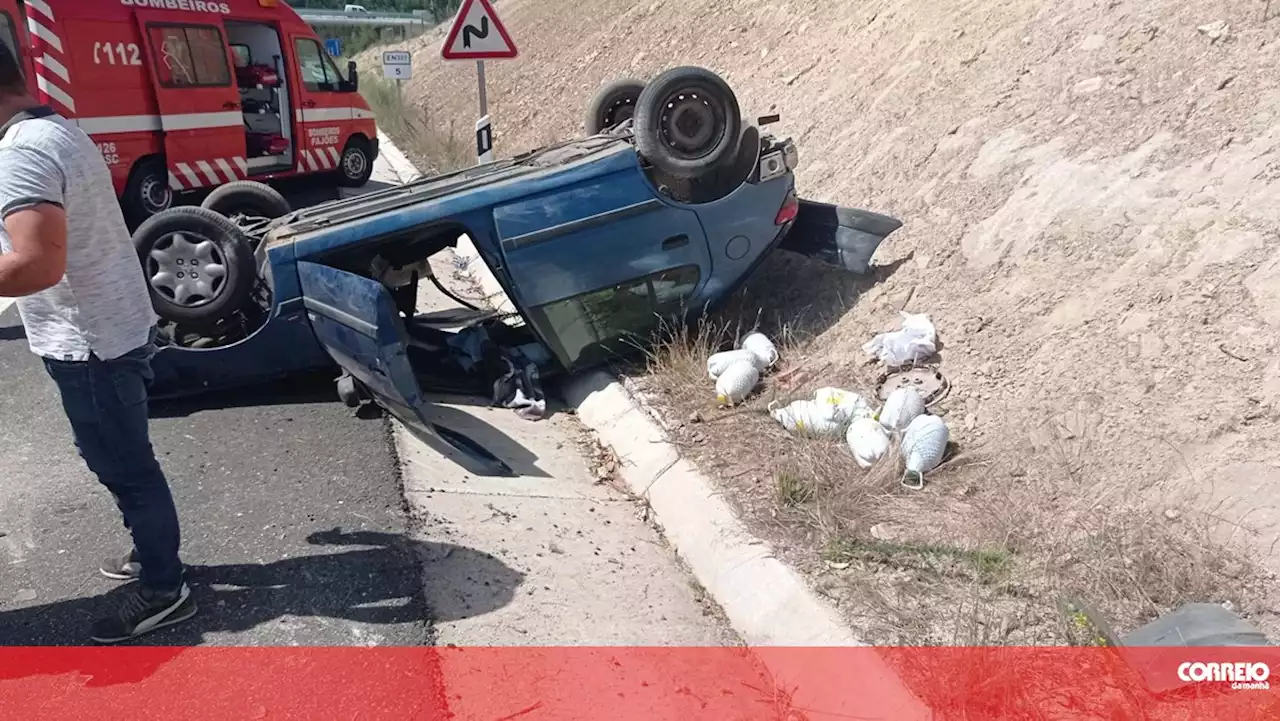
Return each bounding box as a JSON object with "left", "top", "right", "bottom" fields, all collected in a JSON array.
[
  {"left": 201, "top": 180, "right": 291, "bottom": 220},
  {"left": 634, "top": 66, "right": 742, "bottom": 179},
  {"left": 133, "top": 206, "right": 257, "bottom": 329},
  {"left": 337, "top": 137, "right": 374, "bottom": 187},
  {"left": 122, "top": 158, "right": 174, "bottom": 228},
  {"left": 585, "top": 78, "right": 646, "bottom": 134}
]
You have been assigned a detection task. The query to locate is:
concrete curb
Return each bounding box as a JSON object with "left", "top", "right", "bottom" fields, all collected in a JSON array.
[
  {"left": 377, "top": 135, "right": 927, "bottom": 717},
  {"left": 564, "top": 372, "right": 927, "bottom": 718},
  {"left": 376, "top": 130, "right": 424, "bottom": 183}
]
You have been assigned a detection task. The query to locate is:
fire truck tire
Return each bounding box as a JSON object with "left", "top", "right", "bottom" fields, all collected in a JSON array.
[
  {"left": 201, "top": 181, "right": 292, "bottom": 219},
  {"left": 133, "top": 206, "right": 257, "bottom": 328},
  {"left": 122, "top": 158, "right": 174, "bottom": 227},
  {"left": 337, "top": 137, "right": 375, "bottom": 187},
  {"left": 585, "top": 78, "right": 646, "bottom": 134},
  {"left": 633, "top": 66, "right": 742, "bottom": 179}
]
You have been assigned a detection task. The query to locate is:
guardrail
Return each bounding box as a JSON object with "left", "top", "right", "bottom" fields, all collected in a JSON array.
[{"left": 294, "top": 9, "right": 431, "bottom": 27}]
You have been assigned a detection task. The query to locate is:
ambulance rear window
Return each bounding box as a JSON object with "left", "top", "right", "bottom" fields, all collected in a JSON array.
[{"left": 148, "top": 24, "right": 231, "bottom": 88}]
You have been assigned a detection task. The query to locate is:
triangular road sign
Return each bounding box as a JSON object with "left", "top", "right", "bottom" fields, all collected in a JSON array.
[{"left": 441, "top": 0, "right": 518, "bottom": 60}]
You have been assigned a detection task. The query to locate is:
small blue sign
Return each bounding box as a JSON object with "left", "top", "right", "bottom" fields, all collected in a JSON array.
[{"left": 324, "top": 37, "right": 343, "bottom": 57}]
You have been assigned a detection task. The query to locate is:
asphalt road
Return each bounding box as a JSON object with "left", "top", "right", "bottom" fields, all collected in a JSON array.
[{"left": 0, "top": 179, "right": 503, "bottom": 647}]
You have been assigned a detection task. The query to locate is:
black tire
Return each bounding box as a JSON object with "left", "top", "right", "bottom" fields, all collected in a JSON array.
[
  {"left": 337, "top": 136, "right": 375, "bottom": 187},
  {"left": 122, "top": 157, "right": 174, "bottom": 228},
  {"left": 201, "top": 180, "right": 291, "bottom": 219},
  {"left": 133, "top": 206, "right": 256, "bottom": 328},
  {"left": 634, "top": 66, "right": 742, "bottom": 179},
  {"left": 585, "top": 78, "right": 645, "bottom": 134}
]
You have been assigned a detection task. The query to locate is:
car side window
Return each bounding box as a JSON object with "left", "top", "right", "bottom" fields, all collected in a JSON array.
[
  {"left": 295, "top": 38, "right": 343, "bottom": 92},
  {"left": 148, "top": 25, "right": 231, "bottom": 88},
  {"left": 527, "top": 266, "right": 702, "bottom": 369}
]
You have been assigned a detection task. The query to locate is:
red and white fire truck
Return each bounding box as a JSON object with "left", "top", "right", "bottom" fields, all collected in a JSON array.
[{"left": 0, "top": 0, "right": 379, "bottom": 224}]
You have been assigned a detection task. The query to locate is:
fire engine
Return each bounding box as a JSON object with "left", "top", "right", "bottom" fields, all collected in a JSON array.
[{"left": 0, "top": 0, "right": 379, "bottom": 225}]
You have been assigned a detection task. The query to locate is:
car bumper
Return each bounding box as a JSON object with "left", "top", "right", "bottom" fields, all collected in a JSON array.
[{"left": 777, "top": 199, "right": 903, "bottom": 274}]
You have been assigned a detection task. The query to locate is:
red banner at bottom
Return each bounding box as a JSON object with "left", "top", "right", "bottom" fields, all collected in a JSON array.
[{"left": 3, "top": 646, "right": 1280, "bottom": 719}]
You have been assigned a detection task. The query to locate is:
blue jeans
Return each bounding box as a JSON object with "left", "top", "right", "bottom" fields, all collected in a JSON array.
[{"left": 42, "top": 333, "right": 184, "bottom": 592}]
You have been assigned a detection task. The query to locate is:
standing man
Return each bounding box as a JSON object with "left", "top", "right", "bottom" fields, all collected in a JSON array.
[{"left": 0, "top": 44, "right": 194, "bottom": 642}]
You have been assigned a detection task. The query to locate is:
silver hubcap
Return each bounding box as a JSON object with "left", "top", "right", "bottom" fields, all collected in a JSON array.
[
  {"left": 344, "top": 148, "right": 367, "bottom": 179},
  {"left": 141, "top": 176, "right": 173, "bottom": 214},
  {"left": 145, "top": 232, "right": 227, "bottom": 308}
]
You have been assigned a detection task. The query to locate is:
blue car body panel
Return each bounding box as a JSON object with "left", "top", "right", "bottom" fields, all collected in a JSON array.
[{"left": 145, "top": 132, "right": 897, "bottom": 470}]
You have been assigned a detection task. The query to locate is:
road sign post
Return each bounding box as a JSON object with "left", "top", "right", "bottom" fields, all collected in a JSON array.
[
  {"left": 381, "top": 50, "right": 412, "bottom": 103},
  {"left": 441, "top": 0, "right": 517, "bottom": 165}
]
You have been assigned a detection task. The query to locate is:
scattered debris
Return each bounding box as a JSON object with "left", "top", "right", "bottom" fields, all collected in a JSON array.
[
  {"left": 862, "top": 312, "right": 938, "bottom": 366},
  {"left": 1197, "top": 21, "right": 1230, "bottom": 43}
]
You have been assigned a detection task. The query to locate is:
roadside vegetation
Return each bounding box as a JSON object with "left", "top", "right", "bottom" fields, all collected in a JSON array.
[
  {"left": 360, "top": 74, "right": 471, "bottom": 175},
  {"left": 634, "top": 252, "right": 1268, "bottom": 646}
]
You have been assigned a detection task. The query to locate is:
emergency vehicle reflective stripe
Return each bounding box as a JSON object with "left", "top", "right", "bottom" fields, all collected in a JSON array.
[
  {"left": 167, "top": 157, "right": 249, "bottom": 191},
  {"left": 26, "top": 0, "right": 75, "bottom": 116},
  {"left": 294, "top": 107, "right": 375, "bottom": 123},
  {"left": 298, "top": 147, "right": 341, "bottom": 173},
  {"left": 159, "top": 111, "right": 244, "bottom": 132}
]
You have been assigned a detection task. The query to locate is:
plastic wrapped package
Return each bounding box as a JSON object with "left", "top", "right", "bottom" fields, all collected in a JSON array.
[
  {"left": 813, "top": 387, "right": 875, "bottom": 424},
  {"left": 769, "top": 399, "right": 845, "bottom": 438},
  {"left": 879, "top": 387, "right": 926, "bottom": 431},
  {"left": 707, "top": 349, "right": 764, "bottom": 379},
  {"left": 715, "top": 360, "right": 759, "bottom": 406},
  {"left": 901, "top": 414, "right": 949, "bottom": 489},
  {"left": 740, "top": 331, "right": 780, "bottom": 368},
  {"left": 846, "top": 417, "right": 891, "bottom": 469}
]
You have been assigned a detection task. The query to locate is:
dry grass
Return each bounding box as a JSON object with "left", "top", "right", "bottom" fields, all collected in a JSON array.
[
  {"left": 633, "top": 255, "right": 1270, "bottom": 646},
  {"left": 360, "top": 74, "right": 472, "bottom": 175}
]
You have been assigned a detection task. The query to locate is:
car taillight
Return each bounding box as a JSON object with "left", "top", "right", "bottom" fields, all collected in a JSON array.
[{"left": 775, "top": 189, "right": 799, "bottom": 225}]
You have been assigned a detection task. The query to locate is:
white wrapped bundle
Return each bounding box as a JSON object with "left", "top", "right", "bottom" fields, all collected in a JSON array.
[
  {"left": 846, "top": 417, "right": 891, "bottom": 469},
  {"left": 901, "top": 414, "right": 949, "bottom": 488},
  {"left": 879, "top": 387, "right": 926, "bottom": 432},
  {"left": 740, "top": 331, "right": 779, "bottom": 368},
  {"left": 714, "top": 360, "right": 759, "bottom": 406},
  {"left": 769, "top": 399, "right": 845, "bottom": 438},
  {"left": 707, "top": 349, "right": 764, "bottom": 379},
  {"left": 813, "top": 387, "right": 875, "bottom": 424}
]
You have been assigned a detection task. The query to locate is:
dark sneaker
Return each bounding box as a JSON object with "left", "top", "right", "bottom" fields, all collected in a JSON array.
[
  {"left": 100, "top": 549, "right": 141, "bottom": 581},
  {"left": 90, "top": 583, "right": 197, "bottom": 644}
]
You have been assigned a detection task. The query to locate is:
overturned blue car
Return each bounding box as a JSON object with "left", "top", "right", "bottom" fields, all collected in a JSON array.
[{"left": 132, "top": 66, "right": 902, "bottom": 473}]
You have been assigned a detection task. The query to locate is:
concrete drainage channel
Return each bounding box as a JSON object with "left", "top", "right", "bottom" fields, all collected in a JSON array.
[{"left": 377, "top": 134, "right": 926, "bottom": 717}]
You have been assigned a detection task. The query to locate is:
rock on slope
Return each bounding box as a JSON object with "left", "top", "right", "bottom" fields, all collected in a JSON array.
[{"left": 371, "top": 1, "right": 1280, "bottom": 569}]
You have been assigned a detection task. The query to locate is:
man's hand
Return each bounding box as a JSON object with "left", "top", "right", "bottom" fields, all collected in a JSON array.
[{"left": 0, "top": 203, "right": 67, "bottom": 296}]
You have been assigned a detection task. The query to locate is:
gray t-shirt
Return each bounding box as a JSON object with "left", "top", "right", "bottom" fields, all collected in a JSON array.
[{"left": 0, "top": 111, "right": 156, "bottom": 361}]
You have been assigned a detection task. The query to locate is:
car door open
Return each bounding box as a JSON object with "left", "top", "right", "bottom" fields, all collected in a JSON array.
[{"left": 296, "top": 260, "right": 512, "bottom": 476}]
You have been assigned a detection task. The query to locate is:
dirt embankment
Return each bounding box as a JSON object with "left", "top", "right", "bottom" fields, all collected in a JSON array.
[{"left": 366, "top": 0, "right": 1280, "bottom": 644}]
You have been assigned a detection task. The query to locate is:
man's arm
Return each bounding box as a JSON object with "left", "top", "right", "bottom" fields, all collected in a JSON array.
[{"left": 0, "top": 145, "right": 68, "bottom": 297}]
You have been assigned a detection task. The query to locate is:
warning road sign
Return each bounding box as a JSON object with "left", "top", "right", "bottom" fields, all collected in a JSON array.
[{"left": 441, "top": 0, "right": 517, "bottom": 60}]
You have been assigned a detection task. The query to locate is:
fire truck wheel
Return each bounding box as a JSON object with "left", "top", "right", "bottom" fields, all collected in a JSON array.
[
  {"left": 123, "top": 158, "right": 174, "bottom": 227},
  {"left": 133, "top": 206, "right": 257, "bottom": 329},
  {"left": 201, "top": 181, "right": 292, "bottom": 220},
  {"left": 337, "top": 137, "right": 375, "bottom": 187}
]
